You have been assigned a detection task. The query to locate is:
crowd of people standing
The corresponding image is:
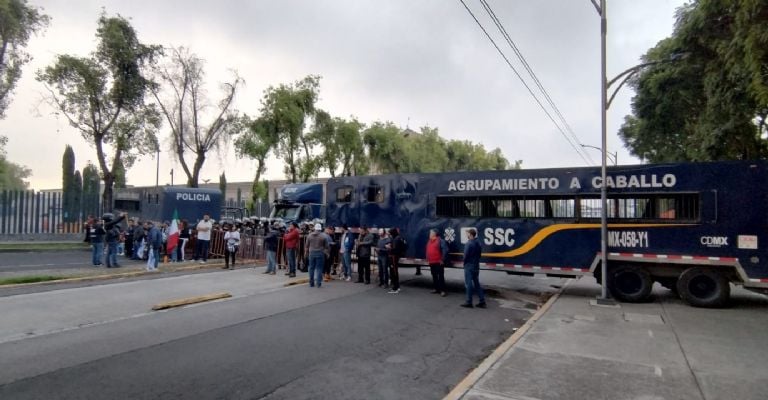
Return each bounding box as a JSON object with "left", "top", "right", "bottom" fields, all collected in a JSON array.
[{"left": 84, "top": 212, "right": 486, "bottom": 308}]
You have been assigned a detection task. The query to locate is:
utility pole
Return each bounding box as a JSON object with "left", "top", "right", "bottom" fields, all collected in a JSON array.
[{"left": 592, "top": 0, "right": 613, "bottom": 304}]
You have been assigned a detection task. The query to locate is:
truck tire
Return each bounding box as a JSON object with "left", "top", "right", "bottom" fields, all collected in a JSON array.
[
  {"left": 608, "top": 265, "right": 653, "bottom": 303},
  {"left": 676, "top": 267, "right": 730, "bottom": 308}
]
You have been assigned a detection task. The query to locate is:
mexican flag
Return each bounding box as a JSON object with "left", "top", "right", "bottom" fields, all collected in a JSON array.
[{"left": 167, "top": 209, "right": 180, "bottom": 254}]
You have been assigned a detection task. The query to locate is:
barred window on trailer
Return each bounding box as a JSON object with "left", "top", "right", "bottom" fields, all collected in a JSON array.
[
  {"left": 366, "top": 185, "right": 384, "bottom": 203},
  {"left": 579, "top": 193, "right": 699, "bottom": 221},
  {"left": 336, "top": 186, "right": 353, "bottom": 203},
  {"left": 436, "top": 196, "right": 575, "bottom": 219}
]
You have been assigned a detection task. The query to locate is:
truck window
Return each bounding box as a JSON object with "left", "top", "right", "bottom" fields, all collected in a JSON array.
[
  {"left": 114, "top": 200, "right": 140, "bottom": 212},
  {"left": 336, "top": 186, "right": 353, "bottom": 203},
  {"left": 366, "top": 185, "right": 384, "bottom": 203}
]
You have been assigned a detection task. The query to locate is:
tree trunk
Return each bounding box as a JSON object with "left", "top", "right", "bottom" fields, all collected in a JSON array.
[
  {"left": 189, "top": 153, "right": 205, "bottom": 188},
  {"left": 102, "top": 173, "right": 115, "bottom": 216}
]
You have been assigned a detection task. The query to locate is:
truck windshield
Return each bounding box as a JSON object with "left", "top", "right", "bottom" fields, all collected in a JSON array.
[{"left": 271, "top": 205, "right": 301, "bottom": 220}]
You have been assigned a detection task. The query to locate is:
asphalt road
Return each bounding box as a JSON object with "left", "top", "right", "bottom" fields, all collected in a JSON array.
[{"left": 0, "top": 267, "right": 556, "bottom": 399}]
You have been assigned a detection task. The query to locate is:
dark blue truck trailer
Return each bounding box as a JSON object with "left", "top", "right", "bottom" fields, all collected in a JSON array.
[
  {"left": 113, "top": 187, "right": 222, "bottom": 223},
  {"left": 325, "top": 160, "right": 768, "bottom": 307}
]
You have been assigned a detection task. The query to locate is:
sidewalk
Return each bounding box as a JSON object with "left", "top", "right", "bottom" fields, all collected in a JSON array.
[{"left": 453, "top": 277, "right": 768, "bottom": 400}]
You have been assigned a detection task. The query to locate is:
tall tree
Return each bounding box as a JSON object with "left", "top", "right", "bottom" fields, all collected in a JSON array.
[
  {"left": 619, "top": 0, "right": 768, "bottom": 162},
  {"left": 335, "top": 117, "right": 367, "bottom": 176},
  {"left": 62, "top": 145, "right": 76, "bottom": 221},
  {"left": 363, "top": 121, "right": 409, "bottom": 174},
  {"left": 0, "top": 0, "right": 49, "bottom": 118},
  {"left": 234, "top": 115, "right": 278, "bottom": 203},
  {"left": 259, "top": 75, "right": 321, "bottom": 183},
  {"left": 219, "top": 171, "right": 226, "bottom": 196},
  {"left": 72, "top": 169, "right": 82, "bottom": 220},
  {"left": 37, "top": 13, "right": 162, "bottom": 212},
  {"left": 81, "top": 162, "right": 100, "bottom": 217},
  {"left": 150, "top": 47, "right": 244, "bottom": 187}
]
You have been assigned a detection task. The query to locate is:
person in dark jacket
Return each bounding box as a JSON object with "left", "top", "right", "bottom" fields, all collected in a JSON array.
[
  {"left": 177, "top": 220, "right": 190, "bottom": 262},
  {"left": 124, "top": 219, "right": 135, "bottom": 260},
  {"left": 132, "top": 221, "right": 146, "bottom": 260},
  {"left": 376, "top": 228, "right": 391, "bottom": 288},
  {"left": 388, "top": 228, "right": 407, "bottom": 294},
  {"left": 146, "top": 221, "right": 162, "bottom": 271},
  {"left": 88, "top": 217, "right": 106, "bottom": 266},
  {"left": 103, "top": 212, "right": 126, "bottom": 268},
  {"left": 461, "top": 228, "right": 486, "bottom": 308},
  {"left": 356, "top": 226, "right": 374, "bottom": 284},
  {"left": 264, "top": 226, "right": 279, "bottom": 274}
]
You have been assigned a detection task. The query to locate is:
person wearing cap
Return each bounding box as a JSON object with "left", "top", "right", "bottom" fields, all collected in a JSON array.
[
  {"left": 339, "top": 224, "right": 354, "bottom": 281},
  {"left": 356, "top": 226, "right": 374, "bottom": 284},
  {"left": 376, "top": 228, "right": 392, "bottom": 288},
  {"left": 283, "top": 222, "right": 300, "bottom": 277},
  {"left": 263, "top": 224, "right": 279, "bottom": 275},
  {"left": 223, "top": 222, "right": 240, "bottom": 270},
  {"left": 305, "top": 223, "right": 329, "bottom": 288}
]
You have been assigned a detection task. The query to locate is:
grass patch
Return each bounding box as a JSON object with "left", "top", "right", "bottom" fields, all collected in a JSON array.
[
  {"left": 0, "top": 242, "right": 89, "bottom": 252},
  {"left": 0, "top": 275, "right": 66, "bottom": 285}
]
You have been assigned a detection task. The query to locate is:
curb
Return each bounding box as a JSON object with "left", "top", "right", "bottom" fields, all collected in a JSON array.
[
  {"left": 284, "top": 278, "right": 310, "bottom": 287},
  {"left": 443, "top": 286, "right": 565, "bottom": 400},
  {"left": 151, "top": 292, "right": 232, "bottom": 311},
  {"left": 0, "top": 261, "right": 229, "bottom": 289}
]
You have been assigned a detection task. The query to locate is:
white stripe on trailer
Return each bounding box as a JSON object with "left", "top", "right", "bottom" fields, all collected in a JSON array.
[
  {"left": 656, "top": 254, "right": 668, "bottom": 259},
  {"left": 682, "top": 255, "right": 694, "bottom": 260},
  {"left": 708, "top": 257, "right": 721, "bottom": 261}
]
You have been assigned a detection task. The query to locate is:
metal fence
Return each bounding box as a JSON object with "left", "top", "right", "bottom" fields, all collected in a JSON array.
[{"left": 0, "top": 190, "right": 98, "bottom": 235}]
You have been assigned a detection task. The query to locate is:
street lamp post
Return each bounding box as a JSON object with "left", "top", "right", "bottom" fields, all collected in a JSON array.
[
  {"left": 581, "top": 144, "right": 617, "bottom": 165},
  {"left": 591, "top": 0, "right": 612, "bottom": 304}
]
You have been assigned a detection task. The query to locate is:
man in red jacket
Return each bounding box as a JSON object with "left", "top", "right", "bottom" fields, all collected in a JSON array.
[
  {"left": 426, "top": 229, "right": 449, "bottom": 296},
  {"left": 284, "top": 222, "right": 300, "bottom": 277}
]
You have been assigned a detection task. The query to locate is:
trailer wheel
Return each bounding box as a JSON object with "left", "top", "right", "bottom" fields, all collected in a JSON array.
[
  {"left": 608, "top": 265, "right": 653, "bottom": 303},
  {"left": 676, "top": 268, "right": 730, "bottom": 308}
]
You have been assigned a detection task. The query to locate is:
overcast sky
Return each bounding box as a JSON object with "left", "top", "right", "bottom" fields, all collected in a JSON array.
[{"left": 1, "top": 0, "right": 686, "bottom": 190}]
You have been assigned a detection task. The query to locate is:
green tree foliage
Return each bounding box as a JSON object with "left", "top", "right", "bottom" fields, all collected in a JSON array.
[
  {"left": 81, "top": 162, "right": 100, "bottom": 217},
  {"left": 0, "top": 135, "right": 30, "bottom": 190},
  {"left": 334, "top": 117, "right": 367, "bottom": 176},
  {"left": 37, "top": 13, "right": 161, "bottom": 212},
  {"left": 0, "top": 0, "right": 49, "bottom": 118},
  {"left": 363, "top": 122, "right": 514, "bottom": 174},
  {"left": 112, "top": 157, "right": 126, "bottom": 188},
  {"left": 258, "top": 75, "right": 322, "bottom": 183},
  {"left": 619, "top": 0, "right": 768, "bottom": 162},
  {"left": 150, "top": 47, "right": 244, "bottom": 187},
  {"left": 234, "top": 115, "right": 278, "bottom": 202},
  {"left": 61, "top": 145, "right": 76, "bottom": 221}
]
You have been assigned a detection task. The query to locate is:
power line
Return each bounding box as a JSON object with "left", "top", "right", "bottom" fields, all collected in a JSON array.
[
  {"left": 457, "top": 0, "right": 593, "bottom": 165},
  {"left": 479, "top": 0, "right": 596, "bottom": 165}
]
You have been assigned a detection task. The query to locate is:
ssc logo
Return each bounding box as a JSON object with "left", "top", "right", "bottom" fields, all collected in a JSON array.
[{"left": 444, "top": 227, "right": 456, "bottom": 243}]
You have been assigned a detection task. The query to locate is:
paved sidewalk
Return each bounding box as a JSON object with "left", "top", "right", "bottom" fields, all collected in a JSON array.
[{"left": 456, "top": 277, "right": 768, "bottom": 400}]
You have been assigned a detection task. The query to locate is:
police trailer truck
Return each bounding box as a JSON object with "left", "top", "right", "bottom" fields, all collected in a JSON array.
[{"left": 325, "top": 160, "right": 768, "bottom": 308}]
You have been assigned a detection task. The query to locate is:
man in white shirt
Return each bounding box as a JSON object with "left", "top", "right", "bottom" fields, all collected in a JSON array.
[{"left": 194, "top": 213, "right": 213, "bottom": 263}]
